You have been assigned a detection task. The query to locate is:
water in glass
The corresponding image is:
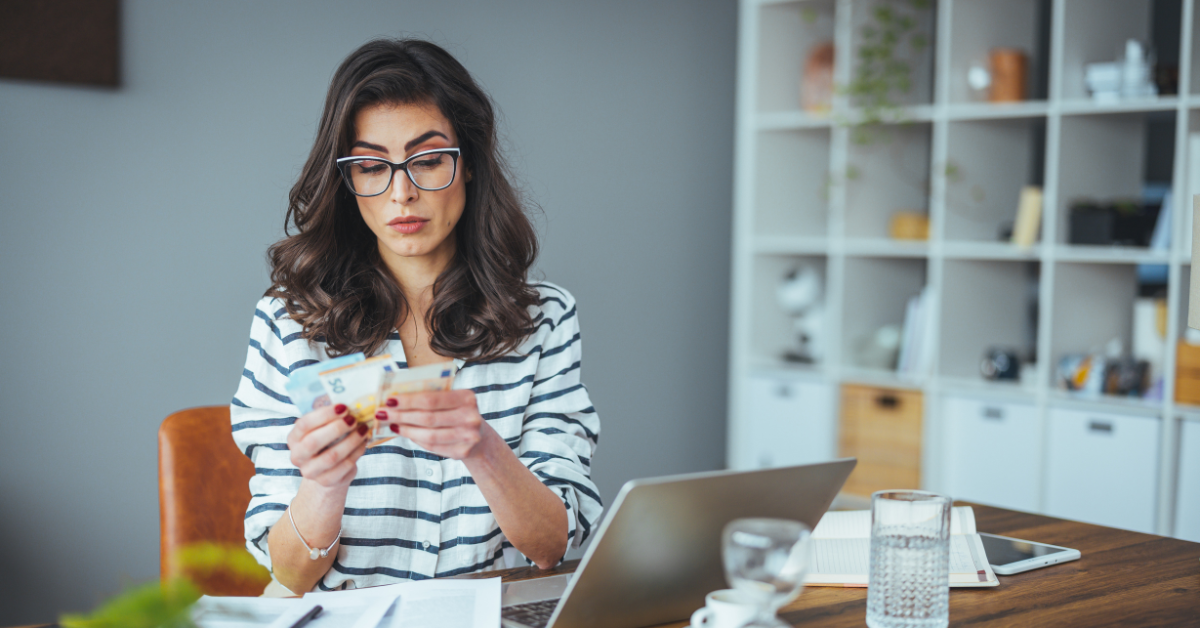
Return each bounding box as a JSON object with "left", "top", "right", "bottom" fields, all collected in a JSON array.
[
  {"left": 722, "top": 518, "right": 811, "bottom": 628},
  {"left": 866, "top": 491, "right": 952, "bottom": 628}
]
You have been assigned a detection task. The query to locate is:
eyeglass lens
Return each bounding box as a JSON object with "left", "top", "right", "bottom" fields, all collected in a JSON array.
[{"left": 343, "top": 151, "right": 455, "bottom": 195}]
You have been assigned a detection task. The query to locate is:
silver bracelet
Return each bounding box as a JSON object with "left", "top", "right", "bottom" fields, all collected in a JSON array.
[{"left": 288, "top": 506, "right": 341, "bottom": 560}]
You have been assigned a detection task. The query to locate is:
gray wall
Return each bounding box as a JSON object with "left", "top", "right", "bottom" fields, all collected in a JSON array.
[{"left": 0, "top": 1, "right": 735, "bottom": 623}]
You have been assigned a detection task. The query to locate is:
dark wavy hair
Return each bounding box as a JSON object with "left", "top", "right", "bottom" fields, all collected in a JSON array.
[{"left": 266, "top": 38, "right": 539, "bottom": 361}]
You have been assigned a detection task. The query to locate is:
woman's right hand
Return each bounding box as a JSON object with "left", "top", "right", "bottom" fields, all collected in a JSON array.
[{"left": 287, "top": 403, "right": 370, "bottom": 488}]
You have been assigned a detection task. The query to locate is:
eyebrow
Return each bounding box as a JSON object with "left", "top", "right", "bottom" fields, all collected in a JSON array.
[
  {"left": 404, "top": 130, "right": 449, "bottom": 152},
  {"left": 350, "top": 130, "right": 450, "bottom": 156}
]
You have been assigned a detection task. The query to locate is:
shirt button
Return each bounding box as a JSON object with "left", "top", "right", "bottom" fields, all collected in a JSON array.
[
  {"left": 423, "top": 540, "right": 431, "bottom": 550},
  {"left": 425, "top": 468, "right": 433, "bottom": 477}
]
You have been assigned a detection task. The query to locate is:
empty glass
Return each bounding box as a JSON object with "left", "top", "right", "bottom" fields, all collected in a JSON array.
[
  {"left": 721, "top": 518, "right": 811, "bottom": 628},
  {"left": 866, "top": 490, "right": 952, "bottom": 628}
]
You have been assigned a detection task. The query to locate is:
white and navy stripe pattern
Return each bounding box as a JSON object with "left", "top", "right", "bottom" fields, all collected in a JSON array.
[{"left": 231, "top": 283, "right": 602, "bottom": 591}]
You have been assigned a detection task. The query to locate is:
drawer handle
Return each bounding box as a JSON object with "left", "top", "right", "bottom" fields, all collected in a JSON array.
[
  {"left": 1088, "top": 420, "right": 1114, "bottom": 434},
  {"left": 876, "top": 394, "right": 899, "bottom": 409},
  {"left": 983, "top": 407, "right": 1004, "bottom": 420}
]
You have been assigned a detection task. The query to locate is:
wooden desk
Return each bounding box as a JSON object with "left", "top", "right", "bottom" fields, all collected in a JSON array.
[
  {"left": 460, "top": 503, "right": 1200, "bottom": 627},
  {"left": 15, "top": 504, "right": 1200, "bottom": 627}
]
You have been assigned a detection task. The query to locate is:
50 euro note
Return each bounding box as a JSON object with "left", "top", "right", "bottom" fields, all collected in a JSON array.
[{"left": 314, "top": 356, "right": 459, "bottom": 447}]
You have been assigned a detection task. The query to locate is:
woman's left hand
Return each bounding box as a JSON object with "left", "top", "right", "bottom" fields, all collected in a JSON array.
[{"left": 377, "top": 389, "right": 491, "bottom": 459}]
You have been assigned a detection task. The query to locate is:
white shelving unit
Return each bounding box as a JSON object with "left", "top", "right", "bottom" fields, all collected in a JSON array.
[{"left": 729, "top": 0, "right": 1200, "bottom": 537}]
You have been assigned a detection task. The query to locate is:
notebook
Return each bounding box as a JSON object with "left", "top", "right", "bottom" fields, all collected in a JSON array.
[{"left": 805, "top": 506, "right": 999, "bottom": 587}]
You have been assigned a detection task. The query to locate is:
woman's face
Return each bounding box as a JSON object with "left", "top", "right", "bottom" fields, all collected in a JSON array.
[{"left": 349, "top": 101, "right": 467, "bottom": 269}]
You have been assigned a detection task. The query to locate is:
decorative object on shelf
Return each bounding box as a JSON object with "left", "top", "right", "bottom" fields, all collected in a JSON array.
[
  {"left": 1067, "top": 199, "right": 1161, "bottom": 246},
  {"left": 1057, "top": 339, "right": 1150, "bottom": 398},
  {"left": 1084, "top": 39, "right": 1157, "bottom": 102},
  {"left": 1010, "top": 185, "right": 1043, "bottom": 247},
  {"left": 888, "top": 211, "right": 929, "bottom": 240},
  {"left": 980, "top": 348, "right": 1020, "bottom": 381},
  {"left": 802, "top": 41, "right": 835, "bottom": 113},
  {"left": 776, "top": 264, "right": 826, "bottom": 364},
  {"left": 966, "top": 62, "right": 991, "bottom": 100},
  {"left": 854, "top": 325, "right": 902, "bottom": 370},
  {"left": 988, "top": 48, "right": 1027, "bottom": 102}
]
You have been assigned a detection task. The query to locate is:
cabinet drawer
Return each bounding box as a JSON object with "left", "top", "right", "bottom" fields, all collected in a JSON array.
[
  {"left": 1174, "top": 420, "right": 1200, "bottom": 542},
  {"left": 942, "top": 395, "right": 1039, "bottom": 512},
  {"left": 1045, "top": 408, "right": 1159, "bottom": 534},
  {"left": 839, "top": 384, "right": 922, "bottom": 496},
  {"left": 735, "top": 374, "right": 835, "bottom": 470}
]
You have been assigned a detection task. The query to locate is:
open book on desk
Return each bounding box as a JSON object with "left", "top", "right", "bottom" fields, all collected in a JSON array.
[{"left": 805, "top": 506, "right": 999, "bottom": 588}]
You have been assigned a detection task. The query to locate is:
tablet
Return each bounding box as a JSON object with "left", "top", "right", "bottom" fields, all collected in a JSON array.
[{"left": 979, "top": 532, "right": 1081, "bottom": 575}]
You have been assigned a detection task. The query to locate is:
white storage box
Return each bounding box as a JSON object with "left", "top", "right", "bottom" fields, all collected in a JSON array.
[
  {"left": 733, "top": 373, "right": 835, "bottom": 470},
  {"left": 942, "top": 395, "right": 1040, "bottom": 512},
  {"left": 1045, "top": 408, "right": 1160, "bottom": 534},
  {"left": 1174, "top": 419, "right": 1200, "bottom": 542}
]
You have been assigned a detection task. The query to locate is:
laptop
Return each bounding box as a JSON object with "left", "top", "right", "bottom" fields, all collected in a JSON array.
[{"left": 499, "top": 458, "right": 857, "bottom": 628}]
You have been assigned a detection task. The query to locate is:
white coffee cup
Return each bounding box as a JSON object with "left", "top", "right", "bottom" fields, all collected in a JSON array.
[{"left": 690, "top": 588, "right": 758, "bottom": 628}]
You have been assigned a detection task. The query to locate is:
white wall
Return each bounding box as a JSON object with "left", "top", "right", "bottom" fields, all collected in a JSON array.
[{"left": 0, "top": 1, "right": 736, "bottom": 622}]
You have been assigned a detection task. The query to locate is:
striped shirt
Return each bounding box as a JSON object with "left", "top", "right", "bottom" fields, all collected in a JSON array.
[{"left": 230, "top": 282, "right": 602, "bottom": 591}]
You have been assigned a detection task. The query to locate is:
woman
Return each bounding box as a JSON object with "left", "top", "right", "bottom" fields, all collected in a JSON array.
[{"left": 231, "top": 38, "right": 601, "bottom": 594}]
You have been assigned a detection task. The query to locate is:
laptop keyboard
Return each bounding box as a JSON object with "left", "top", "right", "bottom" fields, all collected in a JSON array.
[{"left": 501, "top": 598, "right": 559, "bottom": 628}]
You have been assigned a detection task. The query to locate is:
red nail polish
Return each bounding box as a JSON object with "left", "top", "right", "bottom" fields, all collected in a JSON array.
[
  {"left": 386, "top": 397, "right": 398, "bottom": 407},
  {"left": 334, "top": 403, "right": 347, "bottom": 414},
  {"left": 343, "top": 415, "right": 355, "bottom": 426},
  {"left": 375, "top": 410, "right": 388, "bottom": 420},
  {"left": 357, "top": 424, "right": 369, "bottom": 436},
  {"left": 390, "top": 423, "right": 400, "bottom": 433}
]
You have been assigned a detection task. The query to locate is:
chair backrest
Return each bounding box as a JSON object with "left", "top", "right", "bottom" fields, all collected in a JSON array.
[{"left": 159, "top": 405, "right": 270, "bottom": 596}]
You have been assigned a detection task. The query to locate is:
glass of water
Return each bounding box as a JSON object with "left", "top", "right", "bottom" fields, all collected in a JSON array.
[
  {"left": 866, "top": 490, "right": 953, "bottom": 628},
  {"left": 721, "top": 518, "right": 811, "bottom": 628}
]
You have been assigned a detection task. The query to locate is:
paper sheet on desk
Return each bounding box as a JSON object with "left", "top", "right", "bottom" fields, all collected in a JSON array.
[
  {"left": 305, "top": 577, "right": 502, "bottom": 628},
  {"left": 191, "top": 595, "right": 393, "bottom": 628},
  {"left": 191, "top": 577, "right": 500, "bottom": 628}
]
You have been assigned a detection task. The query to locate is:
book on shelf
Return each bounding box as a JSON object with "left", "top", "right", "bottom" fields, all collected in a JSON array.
[
  {"left": 805, "top": 506, "right": 1000, "bottom": 588},
  {"left": 1011, "top": 186, "right": 1043, "bottom": 248},
  {"left": 897, "top": 286, "right": 936, "bottom": 376}
]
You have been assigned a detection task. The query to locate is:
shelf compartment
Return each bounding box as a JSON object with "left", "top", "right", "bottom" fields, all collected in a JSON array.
[
  {"left": 841, "top": 256, "right": 927, "bottom": 371},
  {"left": 939, "top": 260, "right": 1040, "bottom": 381},
  {"left": 1049, "top": 261, "right": 1141, "bottom": 385},
  {"left": 946, "top": 0, "right": 1050, "bottom": 105},
  {"left": 756, "top": 0, "right": 836, "bottom": 114},
  {"left": 1059, "top": 0, "right": 1180, "bottom": 102},
  {"left": 1056, "top": 110, "right": 1176, "bottom": 245},
  {"left": 750, "top": 254, "right": 828, "bottom": 367},
  {"left": 844, "top": 122, "right": 932, "bottom": 239},
  {"left": 753, "top": 129, "right": 832, "bottom": 238},
  {"left": 848, "top": 0, "right": 937, "bottom": 108},
  {"left": 945, "top": 117, "right": 1047, "bottom": 242}
]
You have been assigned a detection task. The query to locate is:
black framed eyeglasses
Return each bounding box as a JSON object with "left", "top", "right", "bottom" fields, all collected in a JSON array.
[{"left": 335, "top": 148, "right": 461, "bottom": 196}]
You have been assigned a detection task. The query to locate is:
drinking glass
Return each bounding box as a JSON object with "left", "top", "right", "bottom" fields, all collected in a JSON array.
[
  {"left": 866, "top": 490, "right": 953, "bottom": 628},
  {"left": 721, "top": 518, "right": 811, "bottom": 628}
]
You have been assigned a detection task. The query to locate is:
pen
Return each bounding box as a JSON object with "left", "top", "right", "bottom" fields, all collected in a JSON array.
[{"left": 288, "top": 604, "right": 322, "bottom": 628}]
